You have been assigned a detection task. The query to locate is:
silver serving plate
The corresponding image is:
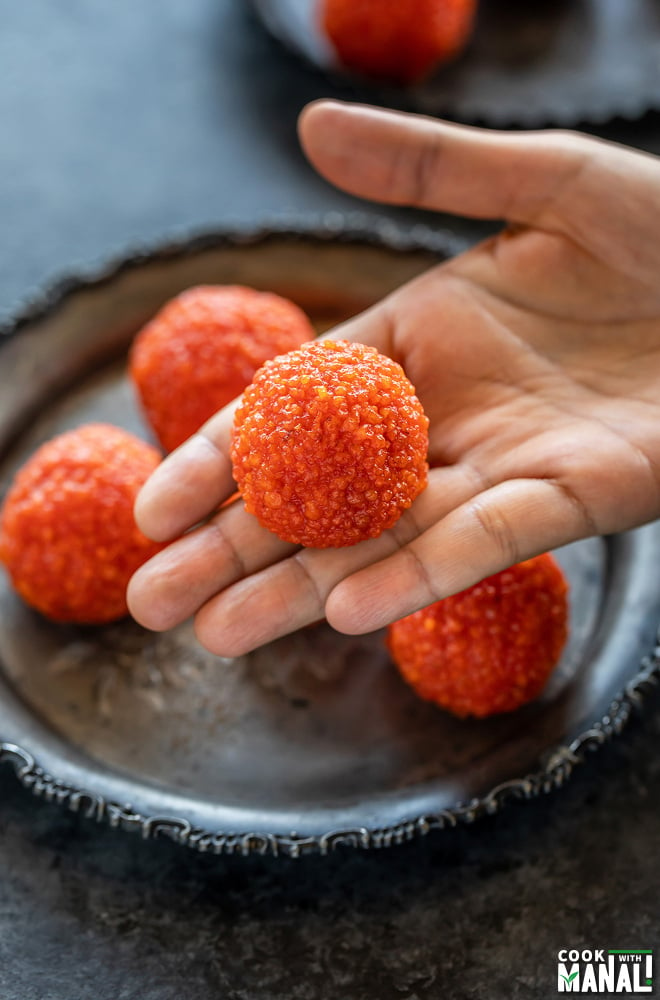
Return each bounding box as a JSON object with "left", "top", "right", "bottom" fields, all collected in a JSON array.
[
  {"left": 249, "top": 0, "right": 660, "bottom": 127},
  {"left": 1, "top": 222, "right": 659, "bottom": 858}
]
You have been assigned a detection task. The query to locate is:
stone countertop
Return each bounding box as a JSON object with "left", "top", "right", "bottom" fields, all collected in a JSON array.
[{"left": 1, "top": 3, "right": 660, "bottom": 997}]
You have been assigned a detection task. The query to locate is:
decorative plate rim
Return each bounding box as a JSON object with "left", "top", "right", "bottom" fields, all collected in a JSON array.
[
  {"left": 0, "top": 214, "right": 466, "bottom": 341},
  {"left": 1, "top": 220, "right": 659, "bottom": 858}
]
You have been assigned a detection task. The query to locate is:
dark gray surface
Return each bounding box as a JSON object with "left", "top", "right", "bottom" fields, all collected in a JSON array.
[
  {"left": 1, "top": 1, "right": 660, "bottom": 997},
  {"left": 0, "top": 0, "right": 484, "bottom": 328}
]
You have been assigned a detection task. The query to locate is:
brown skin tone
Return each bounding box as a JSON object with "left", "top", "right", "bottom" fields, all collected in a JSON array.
[{"left": 127, "top": 100, "right": 660, "bottom": 656}]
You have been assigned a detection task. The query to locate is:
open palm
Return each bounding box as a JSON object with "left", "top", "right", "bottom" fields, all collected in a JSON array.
[{"left": 128, "top": 102, "right": 660, "bottom": 655}]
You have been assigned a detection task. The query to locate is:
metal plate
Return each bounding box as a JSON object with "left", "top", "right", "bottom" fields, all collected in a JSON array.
[
  {"left": 250, "top": 0, "right": 660, "bottom": 127},
  {"left": 1, "top": 224, "right": 660, "bottom": 858}
]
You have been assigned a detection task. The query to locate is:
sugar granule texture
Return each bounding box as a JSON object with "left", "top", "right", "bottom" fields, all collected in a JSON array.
[
  {"left": 322, "top": 0, "right": 478, "bottom": 84},
  {"left": 130, "top": 284, "right": 314, "bottom": 452},
  {"left": 387, "top": 554, "right": 569, "bottom": 718},
  {"left": 231, "top": 339, "right": 429, "bottom": 548},
  {"left": 0, "top": 423, "right": 163, "bottom": 624}
]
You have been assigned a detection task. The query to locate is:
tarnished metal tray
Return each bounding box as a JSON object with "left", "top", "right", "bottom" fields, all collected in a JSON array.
[
  {"left": 1, "top": 223, "right": 659, "bottom": 858},
  {"left": 250, "top": 0, "right": 660, "bottom": 126}
]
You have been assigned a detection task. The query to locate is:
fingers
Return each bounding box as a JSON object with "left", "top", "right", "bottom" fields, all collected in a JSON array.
[
  {"left": 300, "top": 100, "right": 660, "bottom": 286},
  {"left": 324, "top": 476, "right": 594, "bottom": 635},
  {"left": 183, "top": 465, "right": 481, "bottom": 656},
  {"left": 299, "top": 100, "right": 593, "bottom": 228},
  {"left": 134, "top": 402, "right": 239, "bottom": 542},
  {"left": 126, "top": 499, "right": 295, "bottom": 632}
]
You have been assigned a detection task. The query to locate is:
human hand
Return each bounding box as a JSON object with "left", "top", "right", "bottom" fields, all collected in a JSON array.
[{"left": 127, "top": 100, "right": 660, "bottom": 655}]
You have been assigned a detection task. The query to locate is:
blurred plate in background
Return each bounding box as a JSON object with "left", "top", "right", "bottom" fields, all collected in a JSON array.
[{"left": 250, "top": 0, "right": 660, "bottom": 126}]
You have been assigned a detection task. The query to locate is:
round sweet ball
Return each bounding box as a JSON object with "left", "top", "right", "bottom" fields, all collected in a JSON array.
[
  {"left": 0, "top": 423, "right": 162, "bottom": 624},
  {"left": 231, "top": 339, "right": 429, "bottom": 548},
  {"left": 322, "top": 0, "right": 478, "bottom": 85},
  {"left": 387, "top": 554, "right": 569, "bottom": 718},
  {"left": 129, "top": 285, "right": 314, "bottom": 453}
]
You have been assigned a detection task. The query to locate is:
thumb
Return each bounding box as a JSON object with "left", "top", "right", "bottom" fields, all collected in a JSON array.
[
  {"left": 298, "top": 100, "right": 596, "bottom": 228},
  {"left": 299, "top": 100, "right": 660, "bottom": 287}
]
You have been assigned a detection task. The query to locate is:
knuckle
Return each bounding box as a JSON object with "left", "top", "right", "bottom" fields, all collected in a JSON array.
[
  {"left": 409, "top": 140, "right": 441, "bottom": 205},
  {"left": 206, "top": 518, "right": 248, "bottom": 581},
  {"left": 403, "top": 545, "right": 439, "bottom": 607},
  {"left": 468, "top": 498, "right": 520, "bottom": 567},
  {"left": 291, "top": 551, "right": 326, "bottom": 617},
  {"left": 389, "top": 137, "right": 441, "bottom": 206}
]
